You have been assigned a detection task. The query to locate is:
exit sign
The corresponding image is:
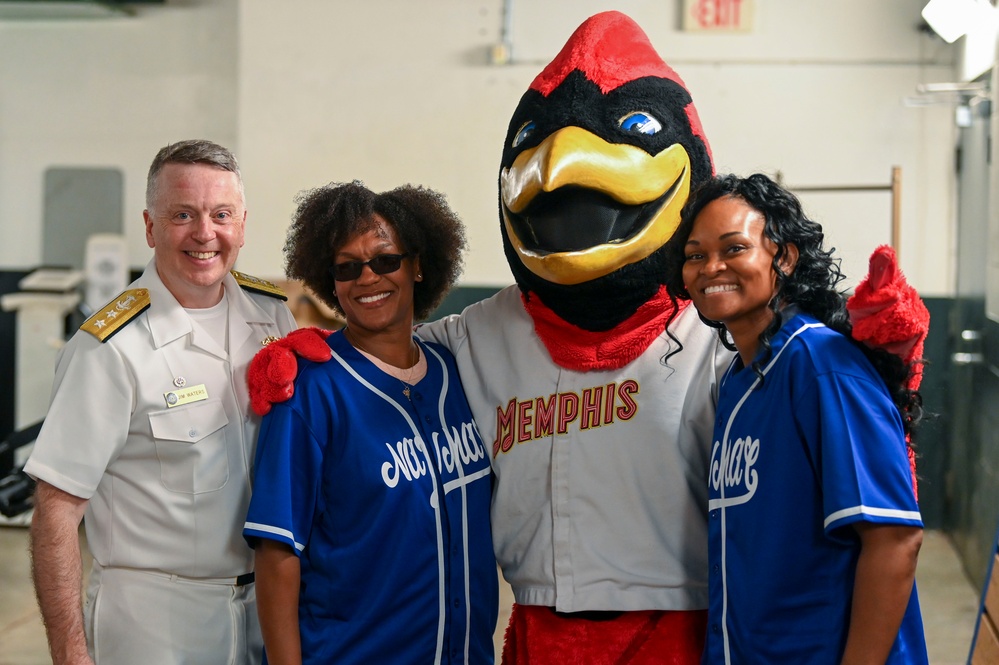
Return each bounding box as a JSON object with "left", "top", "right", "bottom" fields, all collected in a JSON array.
[{"left": 683, "top": 0, "right": 755, "bottom": 33}]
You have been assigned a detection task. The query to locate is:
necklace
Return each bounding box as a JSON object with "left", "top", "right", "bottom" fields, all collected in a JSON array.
[
  {"left": 398, "top": 345, "right": 420, "bottom": 399},
  {"left": 344, "top": 328, "right": 421, "bottom": 398}
]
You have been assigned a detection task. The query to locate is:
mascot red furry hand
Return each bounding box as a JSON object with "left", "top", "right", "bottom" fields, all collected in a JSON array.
[
  {"left": 847, "top": 244, "right": 929, "bottom": 497},
  {"left": 249, "top": 12, "right": 928, "bottom": 664},
  {"left": 248, "top": 327, "right": 333, "bottom": 416},
  {"left": 847, "top": 244, "right": 928, "bottom": 388}
]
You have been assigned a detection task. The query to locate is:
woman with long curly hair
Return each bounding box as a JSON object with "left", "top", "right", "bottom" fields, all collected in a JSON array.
[
  {"left": 664, "top": 173, "right": 928, "bottom": 664},
  {"left": 244, "top": 181, "right": 497, "bottom": 664}
]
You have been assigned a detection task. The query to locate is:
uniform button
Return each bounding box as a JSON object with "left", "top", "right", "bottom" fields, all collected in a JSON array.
[
  {"left": 189, "top": 429, "right": 197, "bottom": 438},
  {"left": 453, "top": 598, "right": 460, "bottom": 608},
  {"left": 713, "top": 564, "right": 720, "bottom": 573},
  {"left": 425, "top": 416, "right": 432, "bottom": 423},
  {"left": 712, "top": 624, "right": 720, "bottom": 634}
]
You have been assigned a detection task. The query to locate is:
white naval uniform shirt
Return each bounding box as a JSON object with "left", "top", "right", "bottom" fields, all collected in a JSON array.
[
  {"left": 417, "top": 285, "right": 730, "bottom": 613},
  {"left": 25, "top": 260, "right": 297, "bottom": 579}
]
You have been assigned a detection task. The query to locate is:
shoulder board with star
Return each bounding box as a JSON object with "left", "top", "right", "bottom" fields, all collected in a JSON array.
[
  {"left": 231, "top": 270, "right": 287, "bottom": 301},
  {"left": 81, "top": 288, "right": 151, "bottom": 343}
]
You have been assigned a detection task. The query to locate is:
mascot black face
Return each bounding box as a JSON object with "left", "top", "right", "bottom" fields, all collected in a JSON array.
[{"left": 497, "top": 13, "right": 714, "bottom": 333}]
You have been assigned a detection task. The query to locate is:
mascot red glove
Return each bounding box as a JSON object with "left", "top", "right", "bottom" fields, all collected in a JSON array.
[
  {"left": 847, "top": 244, "right": 929, "bottom": 390},
  {"left": 248, "top": 327, "right": 333, "bottom": 416},
  {"left": 846, "top": 244, "right": 929, "bottom": 496}
]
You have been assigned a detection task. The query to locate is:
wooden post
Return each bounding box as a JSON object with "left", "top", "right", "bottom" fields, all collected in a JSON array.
[
  {"left": 775, "top": 168, "right": 901, "bottom": 260},
  {"left": 891, "top": 165, "right": 902, "bottom": 260}
]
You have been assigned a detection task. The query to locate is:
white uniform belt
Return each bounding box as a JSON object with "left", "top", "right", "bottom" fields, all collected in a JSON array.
[{"left": 101, "top": 565, "right": 254, "bottom": 587}]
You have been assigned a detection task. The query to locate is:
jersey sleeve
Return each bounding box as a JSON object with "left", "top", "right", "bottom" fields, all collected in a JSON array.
[
  {"left": 799, "top": 368, "right": 922, "bottom": 537},
  {"left": 23, "top": 332, "right": 133, "bottom": 499},
  {"left": 243, "top": 398, "right": 325, "bottom": 555},
  {"left": 414, "top": 312, "right": 467, "bottom": 356}
]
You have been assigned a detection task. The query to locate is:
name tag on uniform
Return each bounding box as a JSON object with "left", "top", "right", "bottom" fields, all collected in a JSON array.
[{"left": 164, "top": 384, "right": 209, "bottom": 408}]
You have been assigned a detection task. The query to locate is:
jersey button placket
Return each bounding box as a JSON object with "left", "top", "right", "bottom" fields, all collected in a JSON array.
[{"left": 551, "top": 371, "right": 574, "bottom": 609}]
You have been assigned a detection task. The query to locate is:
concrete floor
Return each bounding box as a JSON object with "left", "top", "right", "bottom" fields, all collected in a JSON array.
[{"left": 0, "top": 527, "right": 980, "bottom": 664}]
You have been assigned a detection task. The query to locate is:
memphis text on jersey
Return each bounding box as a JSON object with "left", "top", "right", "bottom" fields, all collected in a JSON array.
[
  {"left": 381, "top": 419, "right": 486, "bottom": 489},
  {"left": 492, "top": 380, "right": 640, "bottom": 457}
]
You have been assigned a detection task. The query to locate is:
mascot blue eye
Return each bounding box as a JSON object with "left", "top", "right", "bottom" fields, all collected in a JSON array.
[
  {"left": 619, "top": 112, "right": 662, "bottom": 135},
  {"left": 512, "top": 121, "right": 536, "bottom": 148}
]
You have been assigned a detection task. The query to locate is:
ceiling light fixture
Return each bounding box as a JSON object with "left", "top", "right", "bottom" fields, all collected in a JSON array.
[{"left": 921, "top": 0, "right": 996, "bottom": 43}]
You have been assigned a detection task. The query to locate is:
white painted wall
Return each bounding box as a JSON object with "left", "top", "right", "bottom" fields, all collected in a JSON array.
[
  {"left": 0, "top": 0, "right": 963, "bottom": 294},
  {"left": 0, "top": 0, "right": 239, "bottom": 271}
]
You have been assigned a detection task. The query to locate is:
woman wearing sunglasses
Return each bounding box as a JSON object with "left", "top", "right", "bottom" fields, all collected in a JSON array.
[{"left": 243, "top": 181, "right": 498, "bottom": 664}]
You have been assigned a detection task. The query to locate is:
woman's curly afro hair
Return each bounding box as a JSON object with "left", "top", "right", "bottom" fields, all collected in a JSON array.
[{"left": 283, "top": 180, "right": 467, "bottom": 321}]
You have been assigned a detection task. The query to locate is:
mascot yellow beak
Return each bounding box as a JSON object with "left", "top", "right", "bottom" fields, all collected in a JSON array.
[{"left": 500, "top": 126, "right": 691, "bottom": 286}]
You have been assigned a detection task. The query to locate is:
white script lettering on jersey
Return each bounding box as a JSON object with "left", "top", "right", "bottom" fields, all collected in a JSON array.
[
  {"left": 709, "top": 435, "right": 760, "bottom": 508},
  {"left": 380, "top": 420, "right": 486, "bottom": 489}
]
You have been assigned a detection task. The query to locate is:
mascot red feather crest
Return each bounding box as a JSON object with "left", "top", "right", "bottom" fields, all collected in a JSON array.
[{"left": 528, "top": 11, "right": 711, "bottom": 154}]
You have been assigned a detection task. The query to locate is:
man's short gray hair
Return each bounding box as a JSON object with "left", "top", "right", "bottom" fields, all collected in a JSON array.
[{"left": 145, "top": 139, "right": 243, "bottom": 212}]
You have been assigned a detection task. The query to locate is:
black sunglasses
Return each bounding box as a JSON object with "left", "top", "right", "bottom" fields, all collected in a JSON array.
[{"left": 330, "top": 253, "right": 410, "bottom": 282}]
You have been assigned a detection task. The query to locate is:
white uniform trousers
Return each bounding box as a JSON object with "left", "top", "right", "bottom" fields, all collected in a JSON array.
[{"left": 84, "top": 562, "right": 263, "bottom": 665}]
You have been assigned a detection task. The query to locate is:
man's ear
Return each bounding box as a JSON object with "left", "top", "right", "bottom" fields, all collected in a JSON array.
[
  {"left": 143, "top": 210, "right": 155, "bottom": 249},
  {"left": 780, "top": 243, "right": 799, "bottom": 275}
]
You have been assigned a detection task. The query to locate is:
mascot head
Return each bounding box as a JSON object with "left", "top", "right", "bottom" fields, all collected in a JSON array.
[{"left": 499, "top": 11, "right": 713, "bottom": 336}]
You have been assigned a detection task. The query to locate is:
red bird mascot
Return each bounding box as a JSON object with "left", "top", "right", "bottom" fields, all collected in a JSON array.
[{"left": 250, "top": 11, "right": 928, "bottom": 664}]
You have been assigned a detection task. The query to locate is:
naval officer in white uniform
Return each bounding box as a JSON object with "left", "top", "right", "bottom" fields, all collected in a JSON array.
[{"left": 26, "top": 139, "right": 297, "bottom": 665}]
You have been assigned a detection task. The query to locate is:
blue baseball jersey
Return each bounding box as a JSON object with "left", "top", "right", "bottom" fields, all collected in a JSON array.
[
  {"left": 244, "top": 332, "right": 498, "bottom": 664},
  {"left": 704, "top": 312, "right": 927, "bottom": 664}
]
